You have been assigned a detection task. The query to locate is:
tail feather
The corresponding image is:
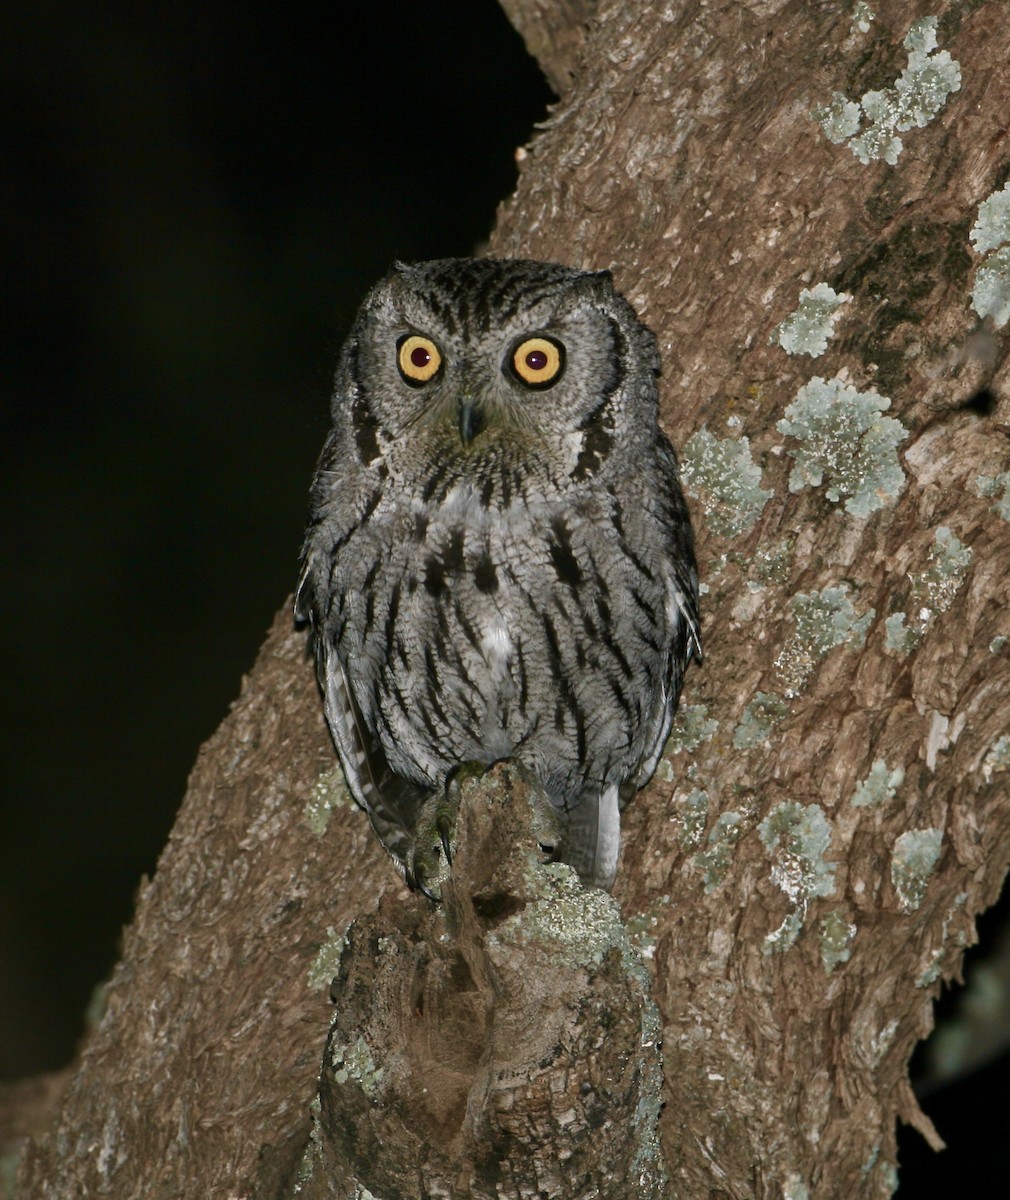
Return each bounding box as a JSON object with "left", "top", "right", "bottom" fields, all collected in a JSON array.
[{"left": 559, "top": 785, "right": 621, "bottom": 891}]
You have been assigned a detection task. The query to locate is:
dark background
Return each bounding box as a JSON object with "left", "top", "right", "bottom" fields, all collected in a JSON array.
[{"left": 0, "top": 2, "right": 1005, "bottom": 1193}]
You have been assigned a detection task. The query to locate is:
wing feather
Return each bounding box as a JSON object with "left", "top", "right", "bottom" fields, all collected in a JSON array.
[{"left": 297, "top": 558, "right": 425, "bottom": 869}]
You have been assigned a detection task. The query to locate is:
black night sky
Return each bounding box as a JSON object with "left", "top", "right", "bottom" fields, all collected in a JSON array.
[{"left": 0, "top": 2, "right": 1005, "bottom": 1193}]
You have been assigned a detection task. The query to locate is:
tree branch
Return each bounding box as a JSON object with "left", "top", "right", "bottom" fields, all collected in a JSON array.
[
  {"left": 296, "top": 765, "right": 665, "bottom": 1198},
  {"left": 497, "top": 0, "right": 596, "bottom": 95}
]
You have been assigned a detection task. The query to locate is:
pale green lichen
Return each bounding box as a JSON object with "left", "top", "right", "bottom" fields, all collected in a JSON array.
[
  {"left": 775, "top": 584, "right": 875, "bottom": 697},
  {"left": 663, "top": 704, "right": 719, "bottom": 756},
  {"left": 774, "top": 284, "right": 852, "bottom": 357},
  {"left": 887, "top": 529, "right": 973, "bottom": 654},
  {"left": 884, "top": 611, "right": 921, "bottom": 655},
  {"left": 760, "top": 803, "right": 837, "bottom": 952},
  {"left": 982, "top": 735, "right": 1010, "bottom": 782},
  {"left": 820, "top": 910, "right": 856, "bottom": 973},
  {"left": 671, "top": 788, "right": 710, "bottom": 851},
  {"left": 304, "top": 767, "right": 351, "bottom": 835},
  {"left": 850, "top": 104, "right": 905, "bottom": 166},
  {"left": 913, "top": 527, "right": 972, "bottom": 615},
  {"left": 764, "top": 912, "right": 807, "bottom": 955},
  {"left": 626, "top": 895, "right": 671, "bottom": 960},
  {"left": 749, "top": 537, "right": 794, "bottom": 589},
  {"left": 330, "top": 1033, "right": 385, "bottom": 1097},
  {"left": 814, "top": 17, "right": 960, "bottom": 165},
  {"left": 308, "top": 926, "right": 348, "bottom": 992},
  {"left": 791, "top": 586, "right": 874, "bottom": 655},
  {"left": 970, "top": 181, "right": 1010, "bottom": 254},
  {"left": 917, "top": 950, "right": 944, "bottom": 988},
  {"left": 880, "top": 1162, "right": 899, "bottom": 1193},
  {"left": 784, "top": 1174, "right": 811, "bottom": 1200},
  {"left": 852, "top": 760, "right": 905, "bottom": 808},
  {"left": 891, "top": 828, "right": 943, "bottom": 912},
  {"left": 813, "top": 91, "right": 861, "bottom": 143},
  {"left": 680, "top": 427, "right": 772, "bottom": 538},
  {"left": 694, "top": 811, "right": 744, "bottom": 892},
  {"left": 290, "top": 1096, "right": 324, "bottom": 1193},
  {"left": 778, "top": 376, "right": 907, "bottom": 516},
  {"left": 974, "top": 471, "right": 1010, "bottom": 521},
  {"left": 499, "top": 862, "right": 649, "bottom": 979},
  {"left": 868, "top": 1017, "right": 899, "bottom": 1067},
  {"left": 860, "top": 1146, "right": 880, "bottom": 1176},
  {"left": 852, "top": 1, "right": 874, "bottom": 33},
  {"left": 972, "top": 247, "right": 1010, "bottom": 328},
  {"left": 969, "top": 179, "right": 1010, "bottom": 328},
  {"left": 991, "top": 635, "right": 1008, "bottom": 653},
  {"left": 733, "top": 692, "right": 788, "bottom": 749},
  {"left": 917, "top": 892, "right": 967, "bottom": 987}
]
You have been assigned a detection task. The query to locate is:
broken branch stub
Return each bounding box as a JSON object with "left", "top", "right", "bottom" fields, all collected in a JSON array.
[{"left": 301, "top": 764, "right": 666, "bottom": 1200}]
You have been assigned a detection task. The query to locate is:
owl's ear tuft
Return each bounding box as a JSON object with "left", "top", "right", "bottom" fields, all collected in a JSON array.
[
  {"left": 577, "top": 268, "right": 617, "bottom": 303},
  {"left": 367, "top": 264, "right": 411, "bottom": 315},
  {"left": 383, "top": 261, "right": 413, "bottom": 291}
]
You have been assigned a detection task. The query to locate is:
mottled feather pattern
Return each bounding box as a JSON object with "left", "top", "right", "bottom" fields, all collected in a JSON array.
[{"left": 297, "top": 258, "right": 700, "bottom": 890}]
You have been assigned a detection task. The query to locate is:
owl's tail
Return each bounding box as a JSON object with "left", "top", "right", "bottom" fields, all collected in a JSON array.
[{"left": 558, "top": 784, "right": 621, "bottom": 891}]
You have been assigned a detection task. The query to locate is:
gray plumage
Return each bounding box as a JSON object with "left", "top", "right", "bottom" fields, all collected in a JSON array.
[{"left": 296, "top": 257, "right": 700, "bottom": 891}]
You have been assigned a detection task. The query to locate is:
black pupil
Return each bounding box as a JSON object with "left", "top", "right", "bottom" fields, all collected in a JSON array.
[
  {"left": 410, "top": 345, "right": 431, "bottom": 368},
  {"left": 526, "top": 349, "right": 548, "bottom": 372}
]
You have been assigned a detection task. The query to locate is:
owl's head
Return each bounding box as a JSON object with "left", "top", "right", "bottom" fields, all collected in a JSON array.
[{"left": 336, "top": 258, "right": 661, "bottom": 481}]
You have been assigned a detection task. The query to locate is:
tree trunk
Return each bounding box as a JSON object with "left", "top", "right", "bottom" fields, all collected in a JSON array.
[{"left": 8, "top": 0, "right": 1010, "bottom": 1196}]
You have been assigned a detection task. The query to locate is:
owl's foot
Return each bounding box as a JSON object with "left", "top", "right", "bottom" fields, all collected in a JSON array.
[
  {"left": 406, "top": 783, "right": 461, "bottom": 902},
  {"left": 406, "top": 764, "right": 569, "bottom": 899}
]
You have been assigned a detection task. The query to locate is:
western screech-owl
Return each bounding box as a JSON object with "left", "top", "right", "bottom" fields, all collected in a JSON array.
[{"left": 296, "top": 258, "right": 700, "bottom": 893}]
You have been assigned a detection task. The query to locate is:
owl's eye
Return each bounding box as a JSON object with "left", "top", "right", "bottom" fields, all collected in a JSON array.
[
  {"left": 397, "top": 334, "right": 442, "bottom": 385},
  {"left": 509, "top": 336, "right": 565, "bottom": 389}
]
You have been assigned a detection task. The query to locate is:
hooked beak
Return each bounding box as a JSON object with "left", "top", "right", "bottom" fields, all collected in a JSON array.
[{"left": 457, "top": 398, "right": 485, "bottom": 447}]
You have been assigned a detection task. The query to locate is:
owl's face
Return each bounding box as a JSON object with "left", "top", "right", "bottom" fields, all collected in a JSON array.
[{"left": 340, "top": 259, "right": 659, "bottom": 472}]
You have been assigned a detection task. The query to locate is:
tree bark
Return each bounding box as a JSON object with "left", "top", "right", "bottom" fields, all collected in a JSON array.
[{"left": 8, "top": 0, "right": 1010, "bottom": 1196}]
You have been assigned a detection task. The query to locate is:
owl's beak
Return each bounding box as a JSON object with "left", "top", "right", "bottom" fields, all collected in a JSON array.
[{"left": 457, "top": 398, "right": 485, "bottom": 447}]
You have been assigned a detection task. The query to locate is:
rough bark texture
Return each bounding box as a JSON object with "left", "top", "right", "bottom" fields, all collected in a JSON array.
[
  {"left": 8, "top": 0, "right": 1010, "bottom": 1197},
  {"left": 297, "top": 766, "right": 665, "bottom": 1199}
]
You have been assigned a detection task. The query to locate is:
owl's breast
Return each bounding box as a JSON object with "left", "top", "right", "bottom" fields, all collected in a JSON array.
[{"left": 336, "top": 481, "right": 679, "bottom": 800}]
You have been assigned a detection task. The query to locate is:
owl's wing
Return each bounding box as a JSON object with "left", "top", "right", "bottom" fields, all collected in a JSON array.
[
  {"left": 628, "top": 460, "right": 703, "bottom": 792},
  {"left": 319, "top": 638, "right": 433, "bottom": 868},
  {"left": 296, "top": 569, "right": 424, "bottom": 869},
  {"left": 654, "top": 433, "right": 703, "bottom": 664},
  {"left": 632, "top": 613, "right": 692, "bottom": 795},
  {"left": 669, "top": 560, "right": 703, "bottom": 665}
]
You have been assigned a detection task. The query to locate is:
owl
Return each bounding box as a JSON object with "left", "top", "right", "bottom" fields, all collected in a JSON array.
[{"left": 296, "top": 258, "right": 700, "bottom": 893}]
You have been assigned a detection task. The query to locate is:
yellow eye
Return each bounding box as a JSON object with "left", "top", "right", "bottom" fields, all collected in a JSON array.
[
  {"left": 397, "top": 334, "right": 442, "bottom": 385},
  {"left": 510, "top": 336, "right": 565, "bottom": 388}
]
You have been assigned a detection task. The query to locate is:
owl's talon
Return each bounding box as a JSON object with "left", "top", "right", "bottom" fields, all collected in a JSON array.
[
  {"left": 436, "top": 812, "right": 454, "bottom": 866},
  {"left": 414, "top": 874, "right": 441, "bottom": 904},
  {"left": 406, "top": 786, "right": 461, "bottom": 902}
]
